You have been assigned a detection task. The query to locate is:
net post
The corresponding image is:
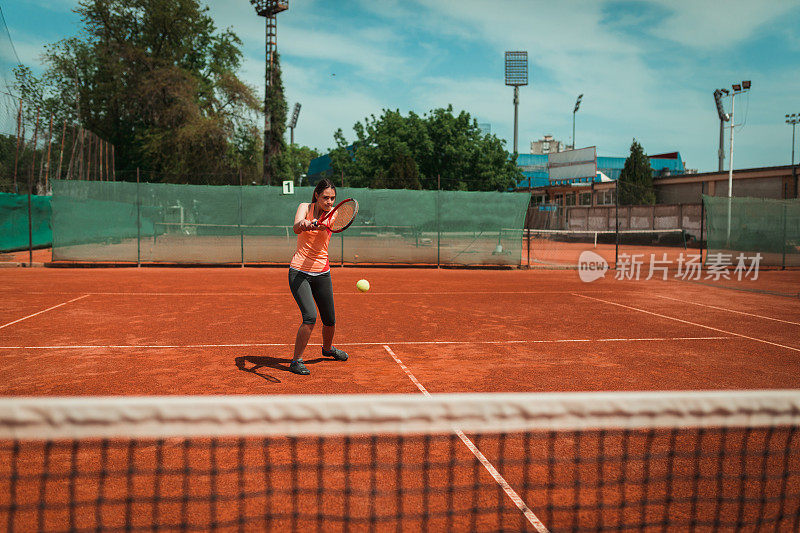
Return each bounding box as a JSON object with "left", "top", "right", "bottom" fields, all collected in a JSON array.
[
  {"left": 527, "top": 227, "right": 530, "bottom": 268},
  {"left": 136, "top": 168, "right": 141, "bottom": 267}
]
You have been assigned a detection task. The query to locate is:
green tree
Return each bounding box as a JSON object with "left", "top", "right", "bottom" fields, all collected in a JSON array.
[
  {"left": 20, "top": 0, "right": 261, "bottom": 183},
  {"left": 618, "top": 138, "right": 656, "bottom": 205},
  {"left": 264, "top": 53, "right": 288, "bottom": 185},
  {"left": 282, "top": 144, "right": 321, "bottom": 185},
  {"left": 331, "top": 105, "right": 521, "bottom": 191}
]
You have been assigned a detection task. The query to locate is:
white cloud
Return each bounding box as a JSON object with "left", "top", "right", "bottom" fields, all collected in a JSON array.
[
  {"left": 20, "top": 0, "right": 75, "bottom": 13},
  {"left": 647, "top": 0, "right": 798, "bottom": 50},
  {"left": 278, "top": 26, "right": 409, "bottom": 78},
  {"left": 1, "top": 30, "right": 50, "bottom": 73}
]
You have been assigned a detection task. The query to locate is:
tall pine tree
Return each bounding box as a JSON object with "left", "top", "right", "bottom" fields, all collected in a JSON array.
[
  {"left": 264, "top": 52, "right": 288, "bottom": 185},
  {"left": 617, "top": 138, "right": 656, "bottom": 205}
]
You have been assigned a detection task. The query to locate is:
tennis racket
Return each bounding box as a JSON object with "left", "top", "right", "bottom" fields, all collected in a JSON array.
[{"left": 312, "top": 198, "right": 358, "bottom": 233}]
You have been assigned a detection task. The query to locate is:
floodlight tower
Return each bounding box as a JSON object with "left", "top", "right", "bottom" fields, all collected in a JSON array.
[
  {"left": 504, "top": 51, "right": 528, "bottom": 155},
  {"left": 713, "top": 89, "right": 730, "bottom": 171},
  {"left": 288, "top": 103, "right": 301, "bottom": 145},
  {"left": 724, "top": 80, "right": 751, "bottom": 244},
  {"left": 250, "top": 0, "right": 289, "bottom": 185},
  {"left": 572, "top": 94, "right": 583, "bottom": 150}
]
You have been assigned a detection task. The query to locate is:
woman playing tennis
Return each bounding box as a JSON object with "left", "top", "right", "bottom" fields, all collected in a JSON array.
[{"left": 288, "top": 178, "right": 349, "bottom": 375}]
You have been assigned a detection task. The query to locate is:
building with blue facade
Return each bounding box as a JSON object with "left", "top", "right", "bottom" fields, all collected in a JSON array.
[
  {"left": 516, "top": 149, "right": 687, "bottom": 207},
  {"left": 515, "top": 151, "right": 686, "bottom": 189}
]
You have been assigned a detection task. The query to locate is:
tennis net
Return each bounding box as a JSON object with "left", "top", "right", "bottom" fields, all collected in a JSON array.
[
  {"left": 1, "top": 391, "right": 799, "bottom": 532},
  {"left": 523, "top": 228, "right": 687, "bottom": 268}
]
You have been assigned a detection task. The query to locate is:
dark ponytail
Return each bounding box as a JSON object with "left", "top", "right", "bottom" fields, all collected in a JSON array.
[{"left": 312, "top": 178, "right": 337, "bottom": 203}]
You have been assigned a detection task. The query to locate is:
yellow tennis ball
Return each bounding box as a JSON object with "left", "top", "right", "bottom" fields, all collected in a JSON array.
[{"left": 356, "top": 279, "right": 370, "bottom": 292}]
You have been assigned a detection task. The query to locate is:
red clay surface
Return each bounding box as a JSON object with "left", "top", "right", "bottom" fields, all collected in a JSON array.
[
  {"left": 1, "top": 266, "right": 799, "bottom": 395},
  {"left": 2, "top": 266, "right": 799, "bottom": 531}
]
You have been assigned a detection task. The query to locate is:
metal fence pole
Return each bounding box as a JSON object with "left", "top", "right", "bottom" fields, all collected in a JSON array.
[
  {"left": 437, "top": 175, "right": 441, "bottom": 268},
  {"left": 526, "top": 198, "right": 531, "bottom": 268},
  {"left": 136, "top": 168, "right": 141, "bottom": 267},
  {"left": 782, "top": 202, "right": 788, "bottom": 270},
  {"left": 27, "top": 161, "right": 32, "bottom": 266},
  {"left": 700, "top": 185, "right": 705, "bottom": 265},
  {"left": 614, "top": 182, "right": 619, "bottom": 268},
  {"left": 239, "top": 171, "right": 244, "bottom": 267}
]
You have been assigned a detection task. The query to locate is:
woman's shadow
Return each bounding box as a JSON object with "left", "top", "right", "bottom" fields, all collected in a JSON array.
[{"left": 235, "top": 355, "right": 326, "bottom": 384}]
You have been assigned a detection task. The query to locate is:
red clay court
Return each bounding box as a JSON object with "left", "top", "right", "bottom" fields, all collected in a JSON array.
[
  {"left": 2, "top": 266, "right": 799, "bottom": 395},
  {"left": 2, "top": 265, "right": 800, "bottom": 531}
]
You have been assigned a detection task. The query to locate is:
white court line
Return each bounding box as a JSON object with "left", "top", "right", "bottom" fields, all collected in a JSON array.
[
  {"left": 654, "top": 295, "right": 800, "bottom": 326},
  {"left": 574, "top": 293, "right": 800, "bottom": 354},
  {"left": 0, "top": 336, "right": 732, "bottom": 350},
  {"left": 8, "top": 290, "right": 625, "bottom": 296},
  {"left": 0, "top": 295, "right": 91, "bottom": 331},
  {"left": 382, "top": 345, "right": 549, "bottom": 533}
]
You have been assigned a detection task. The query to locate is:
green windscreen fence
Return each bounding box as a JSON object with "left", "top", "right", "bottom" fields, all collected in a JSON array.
[
  {"left": 0, "top": 192, "right": 52, "bottom": 252},
  {"left": 703, "top": 195, "right": 800, "bottom": 268},
  {"left": 50, "top": 180, "right": 530, "bottom": 266}
]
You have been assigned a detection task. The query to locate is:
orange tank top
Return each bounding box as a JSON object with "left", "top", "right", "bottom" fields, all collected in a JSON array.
[{"left": 289, "top": 204, "right": 332, "bottom": 273}]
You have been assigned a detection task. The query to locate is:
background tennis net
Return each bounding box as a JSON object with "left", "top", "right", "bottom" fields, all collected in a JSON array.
[
  {"left": 2, "top": 391, "right": 799, "bottom": 532},
  {"left": 522, "top": 228, "right": 687, "bottom": 268}
]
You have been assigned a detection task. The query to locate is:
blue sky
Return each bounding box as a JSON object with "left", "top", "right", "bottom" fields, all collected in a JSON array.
[{"left": 2, "top": 0, "right": 799, "bottom": 172}]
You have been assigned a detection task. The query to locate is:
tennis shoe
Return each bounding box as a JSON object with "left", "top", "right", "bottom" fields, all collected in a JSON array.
[
  {"left": 289, "top": 359, "right": 310, "bottom": 375},
  {"left": 322, "top": 346, "right": 348, "bottom": 361}
]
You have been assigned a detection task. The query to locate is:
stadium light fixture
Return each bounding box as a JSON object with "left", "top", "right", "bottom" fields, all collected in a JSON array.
[
  {"left": 572, "top": 94, "right": 583, "bottom": 150},
  {"left": 288, "top": 102, "right": 301, "bottom": 145},
  {"left": 713, "top": 89, "right": 730, "bottom": 171},
  {"left": 504, "top": 51, "right": 528, "bottom": 155},
  {"left": 249, "top": 0, "right": 288, "bottom": 16}
]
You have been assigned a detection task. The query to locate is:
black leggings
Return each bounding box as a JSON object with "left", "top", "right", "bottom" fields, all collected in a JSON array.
[{"left": 288, "top": 269, "right": 335, "bottom": 326}]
